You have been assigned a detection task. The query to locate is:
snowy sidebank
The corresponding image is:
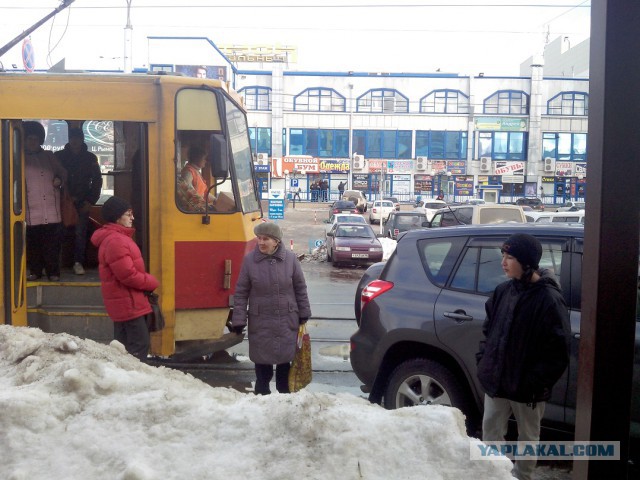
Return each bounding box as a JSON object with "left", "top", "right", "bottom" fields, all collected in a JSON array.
[{"left": 0, "top": 325, "right": 514, "bottom": 480}]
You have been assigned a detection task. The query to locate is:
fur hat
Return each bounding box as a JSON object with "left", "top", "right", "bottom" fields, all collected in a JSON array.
[
  {"left": 23, "top": 121, "right": 46, "bottom": 145},
  {"left": 102, "top": 196, "right": 132, "bottom": 223},
  {"left": 501, "top": 233, "right": 542, "bottom": 270},
  {"left": 68, "top": 128, "right": 84, "bottom": 140},
  {"left": 254, "top": 222, "right": 282, "bottom": 242}
]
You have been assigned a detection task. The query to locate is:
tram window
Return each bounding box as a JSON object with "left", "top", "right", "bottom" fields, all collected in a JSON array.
[{"left": 175, "top": 89, "right": 237, "bottom": 214}]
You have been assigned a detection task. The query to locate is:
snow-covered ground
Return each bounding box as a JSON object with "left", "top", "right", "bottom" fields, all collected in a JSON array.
[{"left": 0, "top": 325, "right": 515, "bottom": 480}]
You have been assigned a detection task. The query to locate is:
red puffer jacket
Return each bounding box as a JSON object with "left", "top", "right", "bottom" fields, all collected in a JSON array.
[{"left": 91, "top": 223, "right": 159, "bottom": 322}]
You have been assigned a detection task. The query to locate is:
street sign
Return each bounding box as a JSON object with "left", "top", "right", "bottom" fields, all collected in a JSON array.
[
  {"left": 22, "top": 39, "right": 35, "bottom": 72},
  {"left": 268, "top": 200, "right": 284, "bottom": 219}
]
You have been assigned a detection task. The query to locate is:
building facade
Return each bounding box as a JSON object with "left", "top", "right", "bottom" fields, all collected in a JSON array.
[{"left": 149, "top": 37, "right": 589, "bottom": 205}]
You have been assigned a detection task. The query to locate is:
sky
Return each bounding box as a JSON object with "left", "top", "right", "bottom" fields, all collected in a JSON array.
[
  {"left": 1, "top": 1, "right": 591, "bottom": 76},
  {"left": 0, "top": 324, "right": 518, "bottom": 479}
]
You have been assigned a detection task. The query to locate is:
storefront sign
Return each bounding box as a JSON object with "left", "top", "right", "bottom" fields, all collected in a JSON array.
[
  {"left": 318, "top": 159, "right": 350, "bottom": 173},
  {"left": 555, "top": 162, "right": 573, "bottom": 177},
  {"left": 475, "top": 117, "right": 528, "bottom": 131},
  {"left": 454, "top": 175, "right": 474, "bottom": 196},
  {"left": 414, "top": 174, "right": 433, "bottom": 193},
  {"left": 254, "top": 164, "right": 270, "bottom": 172},
  {"left": 386, "top": 160, "right": 413, "bottom": 173},
  {"left": 494, "top": 161, "right": 525, "bottom": 176},
  {"left": 447, "top": 161, "right": 466, "bottom": 175},
  {"left": 271, "top": 156, "right": 319, "bottom": 178},
  {"left": 352, "top": 174, "right": 369, "bottom": 190}
]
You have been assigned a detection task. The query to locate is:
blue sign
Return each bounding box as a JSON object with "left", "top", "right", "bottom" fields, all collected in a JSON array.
[
  {"left": 255, "top": 165, "right": 270, "bottom": 173},
  {"left": 291, "top": 178, "right": 299, "bottom": 187},
  {"left": 268, "top": 199, "right": 285, "bottom": 219}
]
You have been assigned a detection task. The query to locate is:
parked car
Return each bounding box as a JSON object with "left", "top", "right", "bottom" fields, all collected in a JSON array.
[
  {"left": 515, "top": 197, "right": 545, "bottom": 211},
  {"left": 529, "top": 210, "right": 585, "bottom": 224},
  {"left": 329, "top": 200, "right": 358, "bottom": 215},
  {"left": 350, "top": 223, "right": 640, "bottom": 438},
  {"left": 325, "top": 223, "right": 383, "bottom": 267},
  {"left": 342, "top": 190, "right": 368, "bottom": 213},
  {"left": 414, "top": 199, "right": 447, "bottom": 221},
  {"left": 429, "top": 204, "right": 526, "bottom": 227},
  {"left": 324, "top": 213, "right": 367, "bottom": 240},
  {"left": 369, "top": 200, "right": 395, "bottom": 224},
  {"left": 556, "top": 200, "right": 586, "bottom": 212},
  {"left": 384, "top": 211, "right": 428, "bottom": 240},
  {"left": 383, "top": 196, "right": 400, "bottom": 211}
]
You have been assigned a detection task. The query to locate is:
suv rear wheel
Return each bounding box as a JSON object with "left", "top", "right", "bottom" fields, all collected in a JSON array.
[{"left": 384, "top": 358, "right": 470, "bottom": 412}]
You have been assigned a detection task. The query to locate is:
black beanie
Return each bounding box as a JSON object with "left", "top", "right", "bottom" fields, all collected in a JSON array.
[
  {"left": 102, "top": 196, "right": 131, "bottom": 223},
  {"left": 501, "top": 233, "right": 542, "bottom": 270},
  {"left": 68, "top": 128, "right": 84, "bottom": 140}
]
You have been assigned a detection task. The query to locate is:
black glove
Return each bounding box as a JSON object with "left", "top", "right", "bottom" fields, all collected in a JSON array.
[
  {"left": 230, "top": 325, "right": 245, "bottom": 335},
  {"left": 299, "top": 317, "right": 309, "bottom": 325}
]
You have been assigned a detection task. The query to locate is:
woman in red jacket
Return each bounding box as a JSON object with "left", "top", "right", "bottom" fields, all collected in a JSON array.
[{"left": 91, "top": 196, "right": 159, "bottom": 361}]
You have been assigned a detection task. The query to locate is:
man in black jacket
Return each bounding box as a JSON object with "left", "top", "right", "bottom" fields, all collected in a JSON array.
[
  {"left": 55, "top": 128, "right": 103, "bottom": 275},
  {"left": 476, "top": 233, "right": 570, "bottom": 480}
]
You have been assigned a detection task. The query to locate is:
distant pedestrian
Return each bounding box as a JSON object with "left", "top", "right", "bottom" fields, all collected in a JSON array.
[
  {"left": 321, "top": 179, "right": 329, "bottom": 202},
  {"left": 91, "top": 196, "right": 159, "bottom": 361},
  {"left": 230, "top": 222, "right": 311, "bottom": 395},
  {"left": 338, "top": 181, "right": 345, "bottom": 197},
  {"left": 476, "top": 233, "right": 570, "bottom": 480}
]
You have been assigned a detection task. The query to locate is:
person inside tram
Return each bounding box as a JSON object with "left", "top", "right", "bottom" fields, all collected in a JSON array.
[{"left": 177, "top": 145, "right": 234, "bottom": 213}]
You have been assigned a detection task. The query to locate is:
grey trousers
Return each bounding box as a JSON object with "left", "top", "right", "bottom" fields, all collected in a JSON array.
[{"left": 482, "top": 394, "right": 546, "bottom": 480}]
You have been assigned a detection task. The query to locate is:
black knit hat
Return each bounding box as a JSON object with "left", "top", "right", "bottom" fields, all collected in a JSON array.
[
  {"left": 102, "top": 196, "right": 131, "bottom": 223},
  {"left": 501, "top": 233, "right": 542, "bottom": 270},
  {"left": 254, "top": 222, "right": 282, "bottom": 242},
  {"left": 23, "top": 121, "right": 46, "bottom": 145}
]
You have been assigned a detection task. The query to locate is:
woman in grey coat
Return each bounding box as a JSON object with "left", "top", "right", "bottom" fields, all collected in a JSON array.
[{"left": 231, "top": 222, "right": 312, "bottom": 394}]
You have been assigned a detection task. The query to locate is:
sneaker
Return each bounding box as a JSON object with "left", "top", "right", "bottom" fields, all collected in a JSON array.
[
  {"left": 48, "top": 276, "right": 60, "bottom": 282},
  {"left": 73, "top": 262, "right": 85, "bottom": 275},
  {"left": 27, "top": 274, "right": 41, "bottom": 281}
]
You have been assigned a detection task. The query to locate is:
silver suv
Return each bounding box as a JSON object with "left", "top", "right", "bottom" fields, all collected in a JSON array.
[{"left": 350, "top": 223, "right": 640, "bottom": 436}]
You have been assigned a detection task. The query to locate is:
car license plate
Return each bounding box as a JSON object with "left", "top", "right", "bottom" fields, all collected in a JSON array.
[{"left": 352, "top": 253, "right": 369, "bottom": 258}]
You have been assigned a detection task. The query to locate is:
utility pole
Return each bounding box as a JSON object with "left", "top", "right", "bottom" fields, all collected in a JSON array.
[
  {"left": 124, "top": 0, "right": 133, "bottom": 73},
  {"left": 0, "top": 0, "right": 75, "bottom": 59}
]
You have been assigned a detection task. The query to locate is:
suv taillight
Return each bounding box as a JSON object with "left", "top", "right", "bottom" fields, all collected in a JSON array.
[{"left": 361, "top": 280, "right": 394, "bottom": 312}]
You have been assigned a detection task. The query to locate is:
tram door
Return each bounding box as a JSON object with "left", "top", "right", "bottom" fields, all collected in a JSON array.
[{"left": 1, "top": 121, "right": 28, "bottom": 327}]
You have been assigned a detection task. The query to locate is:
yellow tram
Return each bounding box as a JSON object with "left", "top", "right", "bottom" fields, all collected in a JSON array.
[{"left": 0, "top": 72, "right": 263, "bottom": 359}]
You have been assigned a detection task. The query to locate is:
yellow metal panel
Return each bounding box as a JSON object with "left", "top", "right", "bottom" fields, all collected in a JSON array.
[
  {"left": 0, "top": 74, "right": 159, "bottom": 122},
  {"left": 174, "top": 309, "right": 228, "bottom": 340}
]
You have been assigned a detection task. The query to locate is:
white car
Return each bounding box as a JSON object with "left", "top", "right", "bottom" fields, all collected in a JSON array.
[
  {"left": 414, "top": 199, "right": 447, "bottom": 221},
  {"left": 324, "top": 213, "right": 367, "bottom": 240},
  {"left": 368, "top": 200, "right": 395, "bottom": 224}
]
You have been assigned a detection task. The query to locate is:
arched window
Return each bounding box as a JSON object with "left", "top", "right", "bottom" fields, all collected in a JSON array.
[
  {"left": 547, "top": 91, "right": 589, "bottom": 116},
  {"left": 483, "top": 90, "right": 529, "bottom": 115},
  {"left": 420, "top": 89, "right": 469, "bottom": 114},
  {"left": 293, "top": 87, "right": 346, "bottom": 112},
  {"left": 238, "top": 86, "right": 272, "bottom": 111},
  {"left": 357, "top": 88, "right": 409, "bottom": 113}
]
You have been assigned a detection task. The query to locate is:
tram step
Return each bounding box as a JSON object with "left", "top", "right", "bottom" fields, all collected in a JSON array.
[
  {"left": 27, "top": 305, "right": 112, "bottom": 344},
  {"left": 27, "top": 282, "right": 104, "bottom": 308}
]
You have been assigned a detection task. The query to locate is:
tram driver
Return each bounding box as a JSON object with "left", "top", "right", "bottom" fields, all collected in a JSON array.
[{"left": 177, "top": 145, "right": 234, "bottom": 213}]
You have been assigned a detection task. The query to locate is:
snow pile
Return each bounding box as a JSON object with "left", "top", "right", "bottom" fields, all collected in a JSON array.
[{"left": 0, "top": 325, "right": 514, "bottom": 480}]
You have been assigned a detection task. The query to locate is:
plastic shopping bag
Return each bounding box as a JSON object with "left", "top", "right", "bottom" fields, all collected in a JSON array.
[{"left": 289, "top": 324, "right": 312, "bottom": 392}]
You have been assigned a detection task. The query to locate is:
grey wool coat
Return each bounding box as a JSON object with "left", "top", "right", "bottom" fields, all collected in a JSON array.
[{"left": 232, "top": 243, "right": 312, "bottom": 365}]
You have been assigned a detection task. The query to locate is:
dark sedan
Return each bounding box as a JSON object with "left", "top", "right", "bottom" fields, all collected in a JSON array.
[
  {"left": 326, "top": 223, "right": 383, "bottom": 267},
  {"left": 385, "top": 211, "right": 427, "bottom": 239},
  {"left": 329, "top": 200, "right": 359, "bottom": 215}
]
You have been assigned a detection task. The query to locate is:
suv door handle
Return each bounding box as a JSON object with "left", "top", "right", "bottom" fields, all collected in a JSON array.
[{"left": 444, "top": 310, "right": 473, "bottom": 322}]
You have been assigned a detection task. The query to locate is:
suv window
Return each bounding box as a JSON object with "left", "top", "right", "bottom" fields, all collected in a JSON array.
[
  {"left": 449, "top": 238, "right": 566, "bottom": 295},
  {"left": 418, "top": 236, "right": 466, "bottom": 286}
]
